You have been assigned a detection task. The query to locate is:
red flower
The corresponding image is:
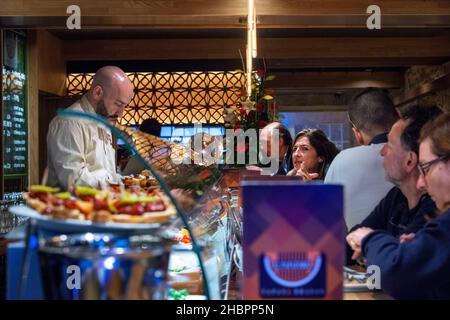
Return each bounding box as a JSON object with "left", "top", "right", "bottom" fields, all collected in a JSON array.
[
  {"left": 229, "top": 71, "right": 280, "bottom": 144},
  {"left": 257, "top": 120, "right": 268, "bottom": 129},
  {"left": 256, "top": 68, "right": 265, "bottom": 78},
  {"left": 247, "top": 110, "right": 256, "bottom": 121},
  {"left": 264, "top": 88, "right": 274, "bottom": 95},
  {"left": 255, "top": 103, "right": 264, "bottom": 113}
]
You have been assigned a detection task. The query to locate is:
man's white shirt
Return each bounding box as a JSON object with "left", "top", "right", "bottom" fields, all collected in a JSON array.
[
  {"left": 47, "top": 95, "right": 119, "bottom": 190},
  {"left": 324, "top": 143, "right": 393, "bottom": 229}
]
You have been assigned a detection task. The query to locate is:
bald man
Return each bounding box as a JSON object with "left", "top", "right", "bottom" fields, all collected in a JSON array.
[
  {"left": 47, "top": 66, "right": 134, "bottom": 190},
  {"left": 259, "top": 122, "right": 293, "bottom": 175}
]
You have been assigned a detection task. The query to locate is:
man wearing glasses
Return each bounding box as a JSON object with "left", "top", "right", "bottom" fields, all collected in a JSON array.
[
  {"left": 347, "top": 105, "right": 442, "bottom": 262},
  {"left": 325, "top": 88, "right": 398, "bottom": 229},
  {"left": 418, "top": 154, "right": 450, "bottom": 177}
]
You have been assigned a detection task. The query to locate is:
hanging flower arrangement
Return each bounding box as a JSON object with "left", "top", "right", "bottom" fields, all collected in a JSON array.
[
  {"left": 223, "top": 68, "right": 284, "bottom": 166},
  {"left": 224, "top": 68, "right": 283, "bottom": 131}
]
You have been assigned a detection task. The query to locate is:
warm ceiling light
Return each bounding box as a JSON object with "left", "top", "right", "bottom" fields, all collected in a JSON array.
[
  {"left": 246, "top": 0, "right": 256, "bottom": 98},
  {"left": 252, "top": 5, "right": 257, "bottom": 59}
]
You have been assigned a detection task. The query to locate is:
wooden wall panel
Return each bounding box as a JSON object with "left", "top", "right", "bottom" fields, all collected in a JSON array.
[
  {"left": 0, "top": 30, "right": 3, "bottom": 196},
  {"left": 394, "top": 73, "right": 450, "bottom": 107},
  {"left": 37, "top": 30, "right": 66, "bottom": 96},
  {"left": 28, "top": 30, "right": 40, "bottom": 186}
]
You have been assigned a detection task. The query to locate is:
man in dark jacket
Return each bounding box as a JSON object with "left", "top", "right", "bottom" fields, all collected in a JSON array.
[
  {"left": 347, "top": 111, "right": 450, "bottom": 299},
  {"left": 353, "top": 211, "right": 450, "bottom": 299},
  {"left": 347, "top": 105, "right": 442, "bottom": 262}
]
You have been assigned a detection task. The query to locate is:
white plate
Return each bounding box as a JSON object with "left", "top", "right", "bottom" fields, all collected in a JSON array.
[
  {"left": 9, "top": 205, "right": 165, "bottom": 234},
  {"left": 343, "top": 267, "right": 373, "bottom": 292},
  {"left": 344, "top": 280, "right": 372, "bottom": 292}
]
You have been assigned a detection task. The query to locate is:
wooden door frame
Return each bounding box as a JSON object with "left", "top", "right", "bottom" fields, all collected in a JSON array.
[{"left": 1, "top": 29, "right": 4, "bottom": 198}]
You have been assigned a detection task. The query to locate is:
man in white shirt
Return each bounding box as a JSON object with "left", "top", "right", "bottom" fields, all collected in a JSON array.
[
  {"left": 47, "top": 66, "right": 134, "bottom": 190},
  {"left": 324, "top": 88, "right": 398, "bottom": 229}
]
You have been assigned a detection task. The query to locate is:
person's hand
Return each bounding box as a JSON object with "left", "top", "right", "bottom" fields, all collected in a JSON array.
[
  {"left": 400, "top": 233, "right": 415, "bottom": 243},
  {"left": 245, "top": 165, "right": 263, "bottom": 172},
  {"left": 295, "top": 165, "right": 319, "bottom": 180},
  {"left": 346, "top": 227, "right": 375, "bottom": 260}
]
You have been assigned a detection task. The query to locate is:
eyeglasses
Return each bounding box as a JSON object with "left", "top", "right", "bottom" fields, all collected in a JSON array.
[
  {"left": 418, "top": 154, "right": 450, "bottom": 176},
  {"left": 348, "top": 115, "right": 358, "bottom": 129}
]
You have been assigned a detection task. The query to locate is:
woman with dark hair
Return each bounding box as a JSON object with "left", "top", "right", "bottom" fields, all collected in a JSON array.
[{"left": 287, "top": 128, "right": 340, "bottom": 180}]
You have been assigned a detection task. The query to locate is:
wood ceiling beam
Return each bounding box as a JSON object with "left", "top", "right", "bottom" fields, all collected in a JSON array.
[
  {"left": 259, "top": 36, "right": 450, "bottom": 59},
  {"left": 1, "top": 15, "right": 449, "bottom": 29},
  {"left": 1, "top": 1, "right": 449, "bottom": 28},
  {"left": 271, "top": 71, "right": 404, "bottom": 89},
  {"left": 1, "top": 0, "right": 449, "bottom": 16},
  {"left": 62, "top": 36, "right": 450, "bottom": 68},
  {"left": 267, "top": 58, "right": 448, "bottom": 69}
]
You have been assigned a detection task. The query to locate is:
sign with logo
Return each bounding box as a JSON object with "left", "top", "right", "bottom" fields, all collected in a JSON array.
[
  {"left": 242, "top": 178, "right": 344, "bottom": 299},
  {"left": 259, "top": 251, "right": 326, "bottom": 298}
]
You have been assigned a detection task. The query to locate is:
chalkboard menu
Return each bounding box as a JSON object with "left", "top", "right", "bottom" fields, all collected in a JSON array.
[{"left": 2, "top": 30, "right": 27, "bottom": 177}]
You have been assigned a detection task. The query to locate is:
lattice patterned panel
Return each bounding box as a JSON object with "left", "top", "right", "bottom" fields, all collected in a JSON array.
[{"left": 66, "top": 71, "right": 245, "bottom": 125}]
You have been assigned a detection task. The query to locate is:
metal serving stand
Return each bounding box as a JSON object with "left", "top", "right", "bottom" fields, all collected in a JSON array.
[
  {"left": 8, "top": 109, "right": 229, "bottom": 300},
  {"left": 223, "top": 187, "right": 243, "bottom": 300},
  {"left": 1, "top": 194, "right": 27, "bottom": 236}
]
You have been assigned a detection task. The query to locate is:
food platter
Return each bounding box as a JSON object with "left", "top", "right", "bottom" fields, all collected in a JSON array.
[
  {"left": 15, "top": 183, "right": 180, "bottom": 234},
  {"left": 9, "top": 205, "right": 168, "bottom": 234}
]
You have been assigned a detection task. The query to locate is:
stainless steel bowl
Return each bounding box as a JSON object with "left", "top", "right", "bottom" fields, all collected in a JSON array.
[{"left": 39, "top": 233, "right": 170, "bottom": 300}]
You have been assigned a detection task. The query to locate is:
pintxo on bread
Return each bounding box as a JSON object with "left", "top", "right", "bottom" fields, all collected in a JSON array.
[{"left": 23, "top": 183, "right": 176, "bottom": 225}]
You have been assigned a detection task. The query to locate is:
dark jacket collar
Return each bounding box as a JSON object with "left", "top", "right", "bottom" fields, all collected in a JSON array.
[{"left": 369, "top": 132, "right": 388, "bottom": 145}]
